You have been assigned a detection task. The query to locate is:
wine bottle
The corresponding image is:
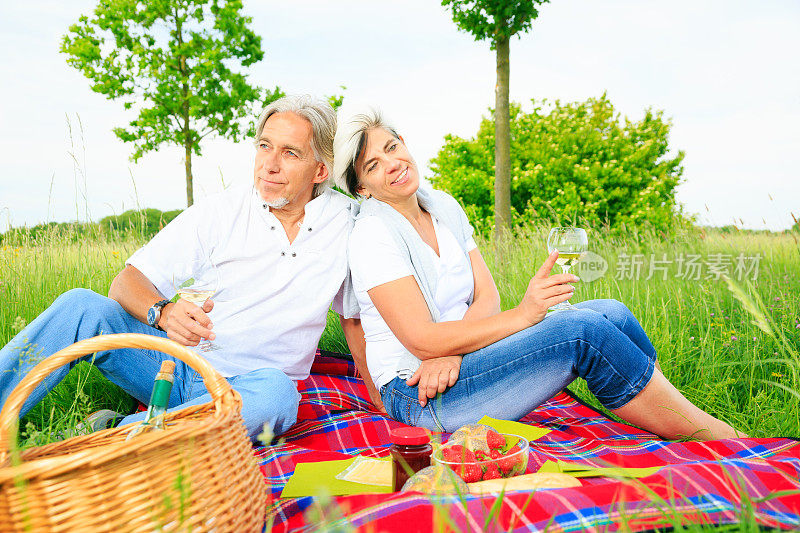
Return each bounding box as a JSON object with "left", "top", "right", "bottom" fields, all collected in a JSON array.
[{"left": 125, "top": 360, "right": 176, "bottom": 440}]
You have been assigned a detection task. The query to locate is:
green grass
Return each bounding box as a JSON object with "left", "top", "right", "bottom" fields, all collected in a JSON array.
[
  {"left": 1, "top": 222, "right": 799, "bottom": 530},
  {"left": 485, "top": 224, "right": 800, "bottom": 438}
]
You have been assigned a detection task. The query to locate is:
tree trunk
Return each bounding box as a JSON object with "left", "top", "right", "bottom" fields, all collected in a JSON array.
[
  {"left": 175, "top": 11, "right": 193, "bottom": 207},
  {"left": 184, "top": 130, "right": 193, "bottom": 207},
  {"left": 494, "top": 34, "right": 512, "bottom": 247}
]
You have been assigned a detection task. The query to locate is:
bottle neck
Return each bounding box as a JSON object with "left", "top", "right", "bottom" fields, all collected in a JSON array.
[{"left": 148, "top": 378, "right": 173, "bottom": 409}]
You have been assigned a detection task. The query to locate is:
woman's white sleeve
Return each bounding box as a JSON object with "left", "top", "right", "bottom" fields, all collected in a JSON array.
[{"left": 348, "top": 217, "right": 414, "bottom": 292}]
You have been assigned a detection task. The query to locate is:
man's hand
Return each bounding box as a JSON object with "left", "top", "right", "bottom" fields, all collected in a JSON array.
[
  {"left": 159, "top": 298, "right": 215, "bottom": 346},
  {"left": 516, "top": 251, "right": 578, "bottom": 326},
  {"left": 406, "top": 355, "right": 462, "bottom": 407}
]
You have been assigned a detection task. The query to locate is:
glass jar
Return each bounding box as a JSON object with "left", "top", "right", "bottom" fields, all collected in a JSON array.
[{"left": 389, "top": 427, "right": 432, "bottom": 491}]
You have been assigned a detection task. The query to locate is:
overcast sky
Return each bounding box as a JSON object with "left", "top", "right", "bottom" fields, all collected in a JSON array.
[{"left": 1, "top": 0, "right": 798, "bottom": 231}]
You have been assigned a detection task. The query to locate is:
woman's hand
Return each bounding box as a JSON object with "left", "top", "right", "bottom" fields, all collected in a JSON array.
[
  {"left": 516, "top": 251, "right": 579, "bottom": 326},
  {"left": 406, "top": 355, "right": 462, "bottom": 406}
]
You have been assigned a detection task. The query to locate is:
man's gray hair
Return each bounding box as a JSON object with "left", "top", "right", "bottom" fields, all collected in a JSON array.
[
  {"left": 333, "top": 106, "right": 400, "bottom": 197},
  {"left": 254, "top": 95, "right": 336, "bottom": 197}
]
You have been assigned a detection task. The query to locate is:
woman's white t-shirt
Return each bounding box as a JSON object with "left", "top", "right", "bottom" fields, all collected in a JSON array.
[{"left": 348, "top": 215, "right": 478, "bottom": 389}]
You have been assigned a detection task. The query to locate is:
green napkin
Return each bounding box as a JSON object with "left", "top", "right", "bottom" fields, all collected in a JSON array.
[
  {"left": 280, "top": 457, "right": 393, "bottom": 498},
  {"left": 537, "top": 460, "right": 661, "bottom": 478},
  {"left": 477, "top": 416, "right": 552, "bottom": 442}
]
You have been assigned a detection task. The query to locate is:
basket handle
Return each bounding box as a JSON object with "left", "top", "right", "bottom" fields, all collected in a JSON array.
[{"left": 0, "top": 333, "right": 234, "bottom": 455}]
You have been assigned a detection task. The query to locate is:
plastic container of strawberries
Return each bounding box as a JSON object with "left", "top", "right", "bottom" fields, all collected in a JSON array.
[{"left": 432, "top": 433, "right": 530, "bottom": 484}]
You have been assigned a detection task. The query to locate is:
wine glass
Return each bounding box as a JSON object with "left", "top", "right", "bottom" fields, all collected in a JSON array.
[
  {"left": 546, "top": 227, "right": 588, "bottom": 312},
  {"left": 172, "top": 258, "right": 221, "bottom": 352}
]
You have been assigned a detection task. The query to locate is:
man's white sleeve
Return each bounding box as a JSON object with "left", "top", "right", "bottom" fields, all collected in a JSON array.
[{"left": 126, "top": 205, "right": 208, "bottom": 299}]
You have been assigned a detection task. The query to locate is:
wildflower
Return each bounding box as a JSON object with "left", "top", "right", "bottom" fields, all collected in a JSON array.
[
  {"left": 689, "top": 336, "right": 695, "bottom": 341},
  {"left": 731, "top": 335, "right": 738, "bottom": 341},
  {"left": 752, "top": 337, "right": 757, "bottom": 341},
  {"left": 11, "top": 316, "right": 26, "bottom": 333},
  {"left": 256, "top": 422, "right": 275, "bottom": 446},
  {"left": 772, "top": 372, "right": 783, "bottom": 378},
  {"left": 796, "top": 324, "right": 800, "bottom": 329},
  {"left": 711, "top": 312, "right": 715, "bottom": 316}
]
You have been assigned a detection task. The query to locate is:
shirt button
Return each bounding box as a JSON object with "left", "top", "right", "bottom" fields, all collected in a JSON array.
[
  {"left": 270, "top": 226, "right": 276, "bottom": 230},
  {"left": 263, "top": 204, "right": 268, "bottom": 209},
  {"left": 291, "top": 252, "right": 297, "bottom": 257},
  {"left": 307, "top": 227, "right": 312, "bottom": 232},
  {"left": 280, "top": 251, "right": 286, "bottom": 256}
]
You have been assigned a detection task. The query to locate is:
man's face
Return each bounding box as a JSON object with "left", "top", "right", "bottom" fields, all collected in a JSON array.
[{"left": 253, "top": 112, "right": 327, "bottom": 210}]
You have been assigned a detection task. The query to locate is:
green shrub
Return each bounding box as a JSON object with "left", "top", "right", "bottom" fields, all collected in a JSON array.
[
  {"left": 0, "top": 208, "right": 182, "bottom": 246},
  {"left": 430, "top": 94, "right": 689, "bottom": 234},
  {"left": 98, "top": 208, "right": 182, "bottom": 238}
]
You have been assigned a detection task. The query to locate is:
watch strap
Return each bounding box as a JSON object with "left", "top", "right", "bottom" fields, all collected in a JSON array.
[{"left": 150, "top": 299, "right": 171, "bottom": 331}]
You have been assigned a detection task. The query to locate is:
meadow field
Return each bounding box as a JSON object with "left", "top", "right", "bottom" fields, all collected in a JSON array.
[{"left": 1, "top": 223, "right": 799, "bottom": 447}]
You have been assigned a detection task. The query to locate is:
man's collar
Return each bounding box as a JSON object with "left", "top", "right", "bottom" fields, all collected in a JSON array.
[
  {"left": 251, "top": 185, "right": 333, "bottom": 222},
  {"left": 303, "top": 187, "right": 331, "bottom": 220}
]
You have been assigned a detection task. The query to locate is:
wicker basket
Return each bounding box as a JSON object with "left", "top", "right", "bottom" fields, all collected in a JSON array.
[{"left": 0, "top": 333, "right": 266, "bottom": 532}]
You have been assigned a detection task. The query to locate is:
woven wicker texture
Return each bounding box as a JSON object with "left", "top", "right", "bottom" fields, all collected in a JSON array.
[{"left": 0, "top": 334, "right": 265, "bottom": 532}]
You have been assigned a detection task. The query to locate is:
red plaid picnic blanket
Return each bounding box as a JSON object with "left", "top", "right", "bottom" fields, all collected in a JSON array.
[{"left": 257, "top": 353, "right": 800, "bottom": 531}]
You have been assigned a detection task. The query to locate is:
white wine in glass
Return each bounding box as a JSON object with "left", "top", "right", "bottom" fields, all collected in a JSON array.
[
  {"left": 172, "top": 259, "right": 221, "bottom": 352},
  {"left": 546, "top": 227, "right": 588, "bottom": 312}
]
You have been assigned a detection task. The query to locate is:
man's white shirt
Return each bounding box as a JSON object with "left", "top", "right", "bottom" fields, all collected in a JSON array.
[{"left": 127, "top": 184, "right": 356, "bottom": 379}]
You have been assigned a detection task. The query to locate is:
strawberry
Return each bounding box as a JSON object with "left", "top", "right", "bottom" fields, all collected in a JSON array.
[
  {"left": 455, "top": 462, "right": 483, "bottom": 483},
  {"left": 441, "top": 445, "right": 476, "bottom": 464},
  {"left": 474, "top": 450, "right": 489, "bottom": 462},
  {"left": 497, "top": 452, "right": 522, "bottom": 475},
  {"left": 489, "top": 449, "right": 501, "bottom": 460},
  {"left": 486, "top": 430, "right": 506, "bottom": 450},
  {"left": 482, "top": 464, "right": 502, "bottom": 480}
]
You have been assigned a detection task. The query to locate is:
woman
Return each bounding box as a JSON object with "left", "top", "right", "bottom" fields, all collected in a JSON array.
[{"left": 333, "top": 107, "right": 742, "bottom": 440}]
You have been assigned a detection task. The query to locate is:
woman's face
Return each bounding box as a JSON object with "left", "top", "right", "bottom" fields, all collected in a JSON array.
[{"left": 355, "top": 127, "right": 419, "bottom": 204}]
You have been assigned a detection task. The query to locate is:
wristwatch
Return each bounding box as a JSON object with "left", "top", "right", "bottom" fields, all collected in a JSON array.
[{"left": 147, "top": 299, "right": 172, "bottom": 331}]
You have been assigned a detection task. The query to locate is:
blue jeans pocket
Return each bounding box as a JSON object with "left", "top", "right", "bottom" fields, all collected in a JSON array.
[{"left": 387, "top": 385, "right": 446, "bottom": 432}]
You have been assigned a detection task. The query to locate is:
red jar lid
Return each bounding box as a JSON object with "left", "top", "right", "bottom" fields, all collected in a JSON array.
[{"left": 390, "top": 427, "right": 430, "bottom": 446}]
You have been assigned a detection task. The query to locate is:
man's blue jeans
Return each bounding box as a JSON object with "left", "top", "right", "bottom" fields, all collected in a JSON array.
[
  {"left": 381, "top": 299, "right": 657, "bottom": 432},
  {"left": 0, "top": 288, "right": 300, "bottom": 439}
]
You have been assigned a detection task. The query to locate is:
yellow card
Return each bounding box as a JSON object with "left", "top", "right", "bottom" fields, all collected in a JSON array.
[
  {"left": 477, "top": 416, "right": 552, "bottom": 442},
  {"left": 537, "top": 460, "right": 662, "bottom": 478}
]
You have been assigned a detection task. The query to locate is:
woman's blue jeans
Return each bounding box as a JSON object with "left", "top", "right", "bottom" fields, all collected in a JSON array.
[
  {"left": 380, "top": 299, "right": 657, "bottom": 432},
  {"left": 0, "top": 289, "right": 300, "bottom": 439}
]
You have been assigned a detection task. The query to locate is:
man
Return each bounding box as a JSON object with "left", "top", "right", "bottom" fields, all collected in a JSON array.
[{"left": 0, "top": 95, "right": 383, "bottom": 440}]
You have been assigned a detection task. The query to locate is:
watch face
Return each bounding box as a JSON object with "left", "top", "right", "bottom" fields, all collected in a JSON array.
[{"left": 147, "top": 307, "right": 157, "bottom": 327}]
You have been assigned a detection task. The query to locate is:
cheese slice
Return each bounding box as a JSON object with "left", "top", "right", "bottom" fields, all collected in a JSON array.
[
  {"left": 335, "top": 456, "right": 392, "bottom": 487},
  {"left": 468, "top": 473, "right": 581, "bottom": 495}
]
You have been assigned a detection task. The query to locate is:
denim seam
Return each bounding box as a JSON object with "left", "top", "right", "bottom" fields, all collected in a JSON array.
[
  {"left": 390, "top": 386, "right": 422, "bottom": 405},
  {"left": 426, "top": 403, "right": 446, "bottom": 432},
  {"left": 584, "top": 341, "right": 653, "bottom": 407},
  {"left": 604, "top": 354, "right": 656, "bottom": 410}
]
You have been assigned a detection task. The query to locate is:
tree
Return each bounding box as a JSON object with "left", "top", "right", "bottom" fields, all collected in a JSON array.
[
  {"left": 441, "top": 0, "right": 548, "bottom": 244},
  {"left": 430, "top": 95, "right": 687, "bottom": 233},
  {"left": 62, "top": 0, "right": 266, "bottom": 207}
]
